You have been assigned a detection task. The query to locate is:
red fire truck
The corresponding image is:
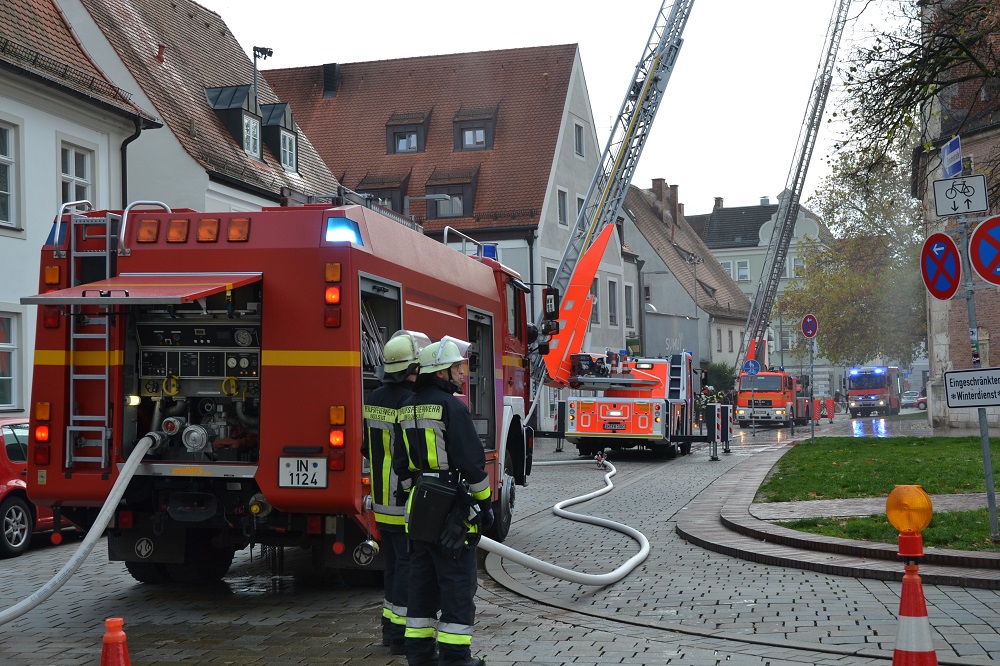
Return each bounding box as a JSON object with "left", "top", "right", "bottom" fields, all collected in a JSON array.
[
  {"left": 563, "top": 352, "right": 700, "bottom": 459},
  {"left": 733, "top": 340, "right": 810, "bottom": 428},
  {"left": 21, "top": 196, "right": 534, "bottom": 583},
  {"left": 847, "top": 365, "right": 902, "bottom": 417}
]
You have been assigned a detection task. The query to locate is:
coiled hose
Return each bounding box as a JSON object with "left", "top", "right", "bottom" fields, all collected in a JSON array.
[
  {"left": 0, "top": 435, "right": 154, "bottom": 626},
  {"left": 479, "top": 457, "right": 649, "bottom": 586}
]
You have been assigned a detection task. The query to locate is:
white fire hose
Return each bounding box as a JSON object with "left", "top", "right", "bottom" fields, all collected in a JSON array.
[
  {"left": 479, "top": 456, "right": 650, "bottom": 586},
  {"left": 0, "top": 435, "right": 154, "bottom": 626}
]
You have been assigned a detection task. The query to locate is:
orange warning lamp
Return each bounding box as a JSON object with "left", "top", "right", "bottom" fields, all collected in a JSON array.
[{"left": 886, "top": 484, "right": 932, "bottom": 558}]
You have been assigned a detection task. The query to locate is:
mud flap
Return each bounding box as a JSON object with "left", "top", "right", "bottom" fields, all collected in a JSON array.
[{"left": 109, "top": 521, "right": 187, "bottom": 564}]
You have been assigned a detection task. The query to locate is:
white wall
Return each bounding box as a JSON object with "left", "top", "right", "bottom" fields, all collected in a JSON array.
[{"left": 0, "top": 73, "right": 133, "bottom": 416}]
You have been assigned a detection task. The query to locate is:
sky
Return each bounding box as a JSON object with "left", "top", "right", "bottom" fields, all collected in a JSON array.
[{"left": 197, "top": 0, "right": 881, "bottom": 215}]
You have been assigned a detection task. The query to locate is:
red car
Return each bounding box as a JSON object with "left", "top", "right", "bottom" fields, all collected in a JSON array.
[
  {"left": 916, "top": 395, "right": 928, "bottom": 410},
  {"left": 0, "top": 417, "right": 65, "bottom": 557}
]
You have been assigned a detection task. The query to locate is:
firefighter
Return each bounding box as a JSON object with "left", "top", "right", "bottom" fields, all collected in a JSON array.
[
  {"left": 362, "top": 330, "right": 429, "bottom": 655},
  {"left": 400, "top": 336, "right": 493, "bottom": 666}
]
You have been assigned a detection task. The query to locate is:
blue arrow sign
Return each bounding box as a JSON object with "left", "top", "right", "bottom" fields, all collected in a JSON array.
[{"left": 742, "top": 360, "right": 760, "bottom": 376}]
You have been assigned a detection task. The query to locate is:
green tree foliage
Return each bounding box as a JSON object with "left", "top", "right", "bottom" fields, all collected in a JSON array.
[
  {"left": 783, "top": 133, "right": 925, "bottom": 366},
  {"left": 704, "top": 362, "right": 736, "bottom": 392},
  {"left": 841, "top": 0, "right": 1000, "bottom": 198}
]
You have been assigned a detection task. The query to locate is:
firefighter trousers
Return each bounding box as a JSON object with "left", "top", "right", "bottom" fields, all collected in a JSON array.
[
  {"left": 381, "top": 530, "right": 411, "bottom": 647},
  {"left": 405, "top": 539, "right": 476, "bottom": 666}
]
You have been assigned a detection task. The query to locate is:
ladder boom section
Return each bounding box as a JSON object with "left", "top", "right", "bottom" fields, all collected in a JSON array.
[
  {"left": 548, "top": 0, "right": 694, "bottom": 299},
  {"left": 735, "top": 0, "right": 851, "bottom": 372}
]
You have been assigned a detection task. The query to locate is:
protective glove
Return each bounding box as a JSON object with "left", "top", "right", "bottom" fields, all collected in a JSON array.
[
  {"left": 479, "top": 507, "right": 494, "bottom": 531},
  {"left": 439, "top": 507, "right": 470, "bottom": 559}
]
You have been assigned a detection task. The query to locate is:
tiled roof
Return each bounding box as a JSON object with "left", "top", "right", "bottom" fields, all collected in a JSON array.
[
  {"left": 265, "top": 44, "right": 579, "bottom": 233},
  {"left": 0, "top": 0, "right": 156, "bottom": 124},
  {"left": 699, "top": 204, "right": 779, "bottom": 249},
  {"left": 77, "top": 0, "right": 337, "bottom": 198},
  {"left": 625, "top": 185, "right": 750, "bottom": 321}
]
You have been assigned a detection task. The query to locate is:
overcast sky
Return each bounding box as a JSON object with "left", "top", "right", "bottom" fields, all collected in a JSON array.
[{"left": 197, "top": 0, "right": 880, "bottom": 215}]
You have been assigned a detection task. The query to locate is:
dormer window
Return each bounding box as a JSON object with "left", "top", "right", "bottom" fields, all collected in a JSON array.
[
  {"left": 453, "top": 105, "right": 497, "bottom": 152},
  {"left": 243, "top": 114, "right": 261, "bottom": 159},
  {"left": 280, "top": 130, "right": 296, "bottom": 170},
  {"left": 386, "top": 111, "right": 430, "bottom": 155},
  {"left": 425, "top": 167, "right": 478, "bottom": 220},
  {"left": 261, "top": 102, "right": 298, "bottom": 172}
]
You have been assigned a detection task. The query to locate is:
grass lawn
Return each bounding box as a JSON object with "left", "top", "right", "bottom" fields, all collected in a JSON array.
[
  {"left": 758, "top": 436, "right": 1000, "bottom": 552},
  {"left": 755, "top": 436, "right": 1000, "bottom": 501},
  {"left": 777, "top": 510, "right": 1000, "bottom": 552}
]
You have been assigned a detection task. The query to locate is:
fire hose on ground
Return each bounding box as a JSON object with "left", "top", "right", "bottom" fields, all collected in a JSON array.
[
  {"left": 0, "top": 444, "right": 648, "bottom": 625},
  {"left": 478, "top": 455, "right": 650, "bottom": 586},
  {"left": 0, "top": 435, "right": 154, "bottom": 626}
]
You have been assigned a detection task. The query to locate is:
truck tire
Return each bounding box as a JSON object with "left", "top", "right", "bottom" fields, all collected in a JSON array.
[
  {"left": 0, "top": 495, "right": 33, "bottom": 558},
  {"left": 487, "top": 450, "right": 515, "bottom": 542}
]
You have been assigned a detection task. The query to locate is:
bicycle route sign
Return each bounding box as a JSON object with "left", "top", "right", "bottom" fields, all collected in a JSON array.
[
  {"left": 969, "top": 215, "right": 1000, "bottom": 286},
  {"left": 932, "top": 174, "right": 988, "bottom": 217},
  {"left": 920, "top": 232, "right": 962, "bottom": 300},
  {"left": 801, "top": 313, "right": 818, "bottom": 339}
]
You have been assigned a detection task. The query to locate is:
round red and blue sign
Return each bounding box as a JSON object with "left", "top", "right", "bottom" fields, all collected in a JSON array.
[
  {"left": 801, "top": 313, "right": 818, "bottom": 339},
  {"left": 969, "top": 216, "right": 1000, "bottom": 287},
  {"left": 921, "top": 232, "right": 961, "bottom": 300}
]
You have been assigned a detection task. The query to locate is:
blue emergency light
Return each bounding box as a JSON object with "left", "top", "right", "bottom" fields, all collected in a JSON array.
[
  {"left": 325, "top": 217, "right": 363, "bottom": 245},
  {"left": 482, "top": 243, "right": 498, "bottom": 260}
]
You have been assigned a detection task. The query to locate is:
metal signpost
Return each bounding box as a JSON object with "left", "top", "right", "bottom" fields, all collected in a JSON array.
[
  {"left": 928, "top": 169, "right": 999, "bottom": 540},
  {"left": 802, "top": 314, "right": 818, "bottom": 443},
  {"left": 743, "top": 359, "right": 759, "bottom": 437}
]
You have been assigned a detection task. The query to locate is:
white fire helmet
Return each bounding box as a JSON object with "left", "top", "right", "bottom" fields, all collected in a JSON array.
[
  {"left": 418, "top": 336, "right": 471, "bottom": 374},
  {"left": 382, "top": 330, "right": 431, "bottom": 373}
]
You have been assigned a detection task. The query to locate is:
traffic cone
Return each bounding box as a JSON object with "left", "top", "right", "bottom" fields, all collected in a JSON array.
[
  {"left": 100, "top": 617, "right": 131, "bottom": 666},
  {"left": 892, "top": 563, "right": 938, "bottom": 665}
]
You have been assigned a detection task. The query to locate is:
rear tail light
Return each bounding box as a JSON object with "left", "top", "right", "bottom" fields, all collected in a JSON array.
[
  {"left": 328, "top": 449, "right": 346, "bottom": 471},
  {"left": 324, "top": 306, "right": 341, "bottom": 328},
  {"left": 117, "top": 510, "right": 134, "bottom": 529},
  {"left": 329, "top": 428, "right": 345, "bottom": 447},
  {"left": 34, "top": 424, "right": 50, "bottom": 442},
  {"left": 306, "top": 515, "right": 322, "bottom": 534},
  {"left": 43, "top": 306, "right": 61, "bottom": 328},
  {"left": 33, "top": 445, "right": 50, "bottom": 466}
]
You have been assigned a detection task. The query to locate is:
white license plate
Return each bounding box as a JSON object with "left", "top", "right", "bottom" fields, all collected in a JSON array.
[
  {"left": 603, "top": 422, "right": 626, "bottom": 430},
  {"left": 278, "top": 457, "right": 328, "bottom": 488}
]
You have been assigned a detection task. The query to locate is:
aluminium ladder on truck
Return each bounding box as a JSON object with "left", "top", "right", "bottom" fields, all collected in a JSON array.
[
  {"left": 733, "top": 0, "right": 852, "bottom": 374},
  {"left": 528, "top": 0, "right": 696, "bottom": 415}
]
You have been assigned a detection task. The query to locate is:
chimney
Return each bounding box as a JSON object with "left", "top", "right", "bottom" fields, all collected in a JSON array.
[
  {"left": 669, "top": 184, "right": 680, "bottom": 224},
  {"left": 760, "top": 196, "right": 770, "bottom": 206},
  {"left": 155, "top": 43, "right": 166, "bottom": 64},
  {"left": 678, "top": 202, "right": 684, "bottom": 218},
  {"left": 651, "top": 178, "right": 667, "bottom": 221},
  {"left": 714, "top": 197, "right": 724, "bottom": 209},
  {"left": 323, "top": 63, "right": 341, "bottom": 98}
]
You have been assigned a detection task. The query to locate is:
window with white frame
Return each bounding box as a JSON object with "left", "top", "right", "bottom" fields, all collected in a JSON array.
[
  {"left": 0, "top": 124, "right": 14, "bottom": 227},
  {"left": 60, "top": 143, "right": 92, "bottom": 204},
  {"left": 736, "top": 260, "right": 750, "bottom": 281},
  {"left": 577, "top": 196, "right": 585, "bottom": 222},
  {"left": 728, "top": 330, "right": 734, "bottom": 353},
  {"left": 462, "top": 127, "right": 486, "bottom": 150},
  {"left": 716, "top": 328, "right": 722, "bottom": 352},
  {"left": 0, "top": 314, "right": 16, "bottom": 408},
  {"left": 574, "top": 123, "right": 585, "bottom": 157},
  {"left": 243, "top": 114, "right": 261, "bottom": 159},
  {"left": 791, "top": 256, "right": 805, "bottom": 278},
  {"left": 590, "top": 278, "right": 600, "bottom": 324},
  {"left": 279, "top": 129, "right": 297, "bottom": 171},
  {"left": 435, "top": 194, "right": 464, "bottom": 218},
  {"left": 557, "top": 189, "right": 568, "bottom": 225},
  {"left": 719, "top": 260, "right": 732, "bottom": 279},
  {"left": 608, "top": 279, "right": 618, "bottom": 326},
  {"left": 394, "top": 131, "right": 417, "bottom": 153},
  {"left": 546, "top": 266, "right": 556, "bottom": 285},
  {"left": 780, "top": 329, "right": 795, "bottom": 352},
  {"left": 624, "top": 285, "right": 634, "bottom": 328}
]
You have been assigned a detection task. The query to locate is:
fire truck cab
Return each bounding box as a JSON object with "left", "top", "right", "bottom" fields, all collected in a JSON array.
[
  {"left": 847, "top": 365, "right": 902, "bottom": 417},
  {"left": 22, "top": 198, "right": 533, "bottom": 583}
]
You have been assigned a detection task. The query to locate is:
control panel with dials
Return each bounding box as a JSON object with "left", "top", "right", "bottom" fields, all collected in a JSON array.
[{"left": 136, "top": 322, "right": 261, "bottom": 380}]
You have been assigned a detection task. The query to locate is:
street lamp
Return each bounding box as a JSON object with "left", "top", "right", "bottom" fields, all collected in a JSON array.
[{"left": 403, "top": 194, "right": 452, "bottom": 218}]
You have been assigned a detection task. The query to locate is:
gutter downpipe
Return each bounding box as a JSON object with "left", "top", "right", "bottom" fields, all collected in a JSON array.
[{"left": 120, "top": 115, "right": 143, "bottom": 207}]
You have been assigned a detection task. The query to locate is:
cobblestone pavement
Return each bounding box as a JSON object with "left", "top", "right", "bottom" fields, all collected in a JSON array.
[{"left": 1, "top": 415, "right": 998, "bottom": 665}]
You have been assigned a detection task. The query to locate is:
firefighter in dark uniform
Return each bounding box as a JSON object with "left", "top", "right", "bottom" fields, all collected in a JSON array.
[
  {"left": 362, "top": 330, "right": 429, "bottom": 654},
  {"left": 400, "top": 336, "right": 493, "bottom": 666}
]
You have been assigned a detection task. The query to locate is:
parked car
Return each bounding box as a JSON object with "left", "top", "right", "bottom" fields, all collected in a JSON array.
[
  {"left": 0, "top": 417, "right": 73, "bottom": 557},
  {"left": 901, "top": 391, "right": 920, "bottom": 408},
  {"left": 916, "top": 395, "right": 928, "bottom": 410}
]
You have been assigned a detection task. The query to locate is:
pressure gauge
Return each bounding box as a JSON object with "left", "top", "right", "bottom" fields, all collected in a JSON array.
[
  {"left": 227, "top": 357, "right": 238, "bottom": 368},
  {"left": 234, "top": 329, "right": 253, "bottom": 347},
  {"left": 239, "top": 357, "right": 250, "bottom": 369}
]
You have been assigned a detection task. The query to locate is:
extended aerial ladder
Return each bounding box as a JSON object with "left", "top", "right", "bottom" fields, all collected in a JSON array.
[
  {"left": 528, "top": 0, "right": 696, "bottom": 413},
  {"left": 733, "top": 0, "right": 852, "bottom": 374}
]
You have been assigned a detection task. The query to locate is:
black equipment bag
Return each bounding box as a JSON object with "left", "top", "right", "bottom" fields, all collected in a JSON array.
[{"left": 407, "top": 476, "right": 458, "bottom": 543}]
